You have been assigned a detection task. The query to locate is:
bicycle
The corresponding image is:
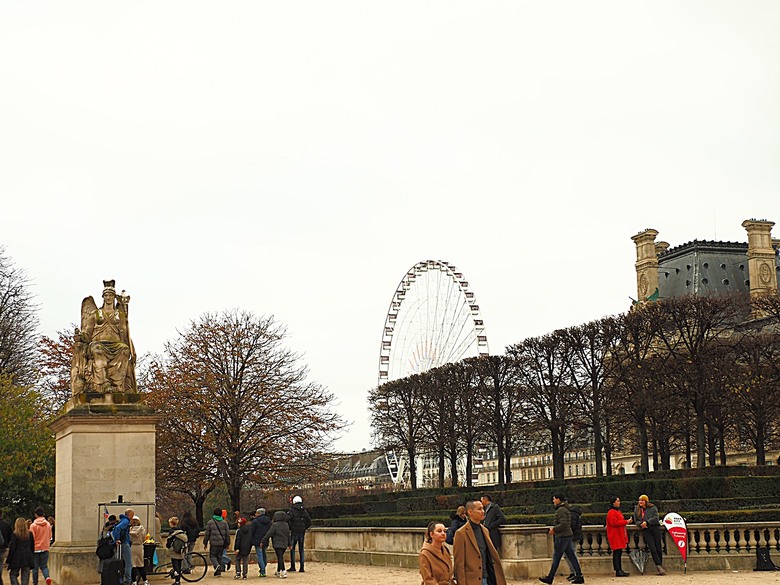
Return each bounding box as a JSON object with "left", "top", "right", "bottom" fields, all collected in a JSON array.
[{"left": 152, "top": 551, "right": 208, "bottom": 582}]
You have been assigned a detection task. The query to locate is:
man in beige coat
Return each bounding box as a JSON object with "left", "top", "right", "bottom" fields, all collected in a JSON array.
[{"left": 453, "top": 500, "right": 507, "bottom": 585}]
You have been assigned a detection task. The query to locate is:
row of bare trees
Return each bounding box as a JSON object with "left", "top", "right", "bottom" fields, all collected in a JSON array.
[{"left": 369, "top": 293, "right": 780, "bottom": 489}]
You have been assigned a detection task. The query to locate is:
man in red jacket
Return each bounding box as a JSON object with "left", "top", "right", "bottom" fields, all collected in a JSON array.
[{"left": 29, "top": 507, "right": 52, "bottom": 585}]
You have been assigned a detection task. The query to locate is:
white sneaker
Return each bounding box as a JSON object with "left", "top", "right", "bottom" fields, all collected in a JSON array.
[
  {"left": 274, "top": 571, "right": 279, "bottom": 577},
  {"left": 281, "top": 570, "right": 288, "bottom": 579}
]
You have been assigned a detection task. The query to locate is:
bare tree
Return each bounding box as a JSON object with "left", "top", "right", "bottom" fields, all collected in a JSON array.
[
  {"left": 368, "top": 374, "right": 430, "bottom": 490},
  {"left": 147, "top": 309, "right": 345, "bottom": 512},
  {"left": 0, "top": 248, "right": 38, "bottom": 386}
]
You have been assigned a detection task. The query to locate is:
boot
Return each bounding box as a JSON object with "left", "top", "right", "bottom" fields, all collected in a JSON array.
[{"left": 656, "top": 566, "right": 666, "bottom": 576}]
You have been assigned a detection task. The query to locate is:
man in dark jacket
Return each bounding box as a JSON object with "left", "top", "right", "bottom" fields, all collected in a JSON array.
[
  {"left": 480, "top": 494, "right": 506, "bottom": 551},
  {"left": 250, "top": 508, "right": 271, "bottom": 577},
  {"left": 540, "top": 494, "right": 584, "bottom": 584},
  {"left": 287, "top": 496, "right": 311, "bottom": 572}
]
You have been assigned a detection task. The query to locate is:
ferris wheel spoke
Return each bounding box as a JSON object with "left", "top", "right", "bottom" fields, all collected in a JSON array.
[{"left": 378, "top": 260, "right": 489, "bottom": 384}]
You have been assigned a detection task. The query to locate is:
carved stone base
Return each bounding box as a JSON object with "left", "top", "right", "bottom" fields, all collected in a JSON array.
[{"left": 49, "top": 402, "right": 157, "bottom": 585}]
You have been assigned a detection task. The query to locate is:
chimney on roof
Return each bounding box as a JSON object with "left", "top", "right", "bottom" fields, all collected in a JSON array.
[
  {"left": 631, "top": 229, "right": 660, "bottom": 305},
  {"left": 742, "top": 219, "right": 778, "bottom": 319}
]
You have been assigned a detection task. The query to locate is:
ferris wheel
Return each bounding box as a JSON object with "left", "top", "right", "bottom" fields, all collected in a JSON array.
[{"left": 378, "top": 260, "right": 489, "bottom": 384}]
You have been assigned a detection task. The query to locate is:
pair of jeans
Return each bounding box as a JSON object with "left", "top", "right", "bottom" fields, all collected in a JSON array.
[
  {"left": 209, "top": 546, "right": 225, "bottom": 571},
  {"left": 289, "top": 533, "right": 305, "bottom": 570},
  {"left": 31, "top": 551, "right": 49, "bottom": 585},
  {"left": 171, "top": 558, "right": 182, "bottom": 584},
  {"left": 183, "top": 541, "right": 196, "bottom": 572},
  {"left": 546, "top": 535, "right": 581, "bottom": 579},
  {"left": 9, "top": 567, "right": 30, "bottom": 585},
  {"left": 121, "top": 542, "right": 132, "bottom": 584},
  {"left": 254, "top": 545, "right": 267, "bottom": 575}
]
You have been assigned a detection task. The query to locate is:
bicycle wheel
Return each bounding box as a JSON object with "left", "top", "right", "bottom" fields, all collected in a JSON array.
[
  {"left": 181, "top": 552, "right": 208, "bottom": 582},
  {"left": 152, "top": 560, "right": 174, "bottom": 576}
]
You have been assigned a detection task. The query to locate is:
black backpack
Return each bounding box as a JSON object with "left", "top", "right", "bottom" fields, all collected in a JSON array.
[
  {"left": 96, "top": 535, "right": 114, "bottom": 560},
  {"left": 755, "top": 547, "right": 779, "bottom": 571},
  {"left": 570, "top": 507, "right": 583, "bottom": 541}
]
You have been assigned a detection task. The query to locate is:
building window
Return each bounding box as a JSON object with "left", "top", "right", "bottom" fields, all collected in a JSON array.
[
  {"left": 575, "top": 464, "right": 579, "bottom": 476},
  {"left": 568, "top": 465, "right": 572, "bottom": 476}
]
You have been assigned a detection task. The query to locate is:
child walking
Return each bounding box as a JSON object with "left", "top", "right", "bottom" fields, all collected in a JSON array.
[
  {"left": 233, "top": 518, "right": 252, "bottom": 579},
  {"left": 166, "top": 517, "right": 188, "bottom": 585},
  {"left": 260, "top": 512, "right": 291, "bottom": 579}
]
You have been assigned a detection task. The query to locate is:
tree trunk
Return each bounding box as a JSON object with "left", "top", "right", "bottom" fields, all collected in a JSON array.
[
  {"left": 696, "top": 404, "right": 707, "bottom": 468},
  {"left": 638, "top": 420, "right": 649, "bottom": 473},
  {"left": 438, "top": 445, "right": 446, "bottom": 488},
  {"left": 465, "top": 441, "right": 473, "bottom": 488},
  {"left": 707, "top": 423, "right": 717, "bottom": 466},
  {"left": 652, "top": 438, "right": 660, "bottom": 472},
  {"left": 228, "top": 482, "right": 241, "bottom": 516},
  {"left": 718, "top": 429, "right": 727, "bottom": 466},
  {"left": 407, "top": 446, "right": 418, "bottom": 490},
  {"left": 449, "top": 441, "right": 459, "bottom": 487},
  {"left": 604, "top": 418, "right": 612, "bottom": 476},
  {"left": 593, "top": 411, "right": 604, "bottom": 477},
  {"left": 504, "top": 439, "right": 512, "bottom": 485},
  {"left": 756, "top": 422, "right": 766, "bottom": 466}
]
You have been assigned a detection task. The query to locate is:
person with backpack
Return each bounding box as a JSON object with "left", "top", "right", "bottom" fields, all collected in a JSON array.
[
  {"left": 112, "top": 509, "right": 135, "bottom": 585},
  {"left": 166, "top": 517, "right": 188, "bottom": 585},
  {"left": 564, "top": 505, "right": 584, "bottom": 581},
  {"left": 261, "top": 511, "right": 291, "bottom": 579},
  {"left": 286, "top": 496, "right": 311, "bottom": 572},
  {"left": 29, "top": 507, "right": 51, "bottom": 585},
  {"left": 233, "top": 518, "right": 252, "bottom": 579},
  {"left": 203, "top": 508, "right": 230, "bottom": 576},
  {"left": 539, "top": 494, "right": 584, "bottom": 585}
]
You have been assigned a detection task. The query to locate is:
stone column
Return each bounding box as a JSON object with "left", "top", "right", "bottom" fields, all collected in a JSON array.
[
  {"left": 49, "top": 402, "right": 156, "bottom": 585},
  {"left": 631, "top": 229, "right": 660, "bottom": 304},
  {"left": 742, "top": 219, "right": 779, "bottom": 319}
]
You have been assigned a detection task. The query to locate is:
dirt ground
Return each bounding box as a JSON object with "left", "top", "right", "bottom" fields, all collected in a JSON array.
[{"left": 168, "top": 561, "right": 780, "bottom": 585}]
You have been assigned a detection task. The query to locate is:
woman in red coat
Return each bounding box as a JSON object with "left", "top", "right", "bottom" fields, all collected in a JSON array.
[{"left": 606, "top": 496, "right": 631, "bottom": 577}]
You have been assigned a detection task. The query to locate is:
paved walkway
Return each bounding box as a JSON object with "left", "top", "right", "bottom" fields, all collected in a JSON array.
[{"left": 142, "top": 561, "right": 780, "bottom": 585}]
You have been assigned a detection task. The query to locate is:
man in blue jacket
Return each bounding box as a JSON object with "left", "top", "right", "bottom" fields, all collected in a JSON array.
[
  {"left": 112, "top": 509, "right": 134, "bottom": 585},
  {"left": 250, "top": 508, "right": 271, "bottom": 577}
]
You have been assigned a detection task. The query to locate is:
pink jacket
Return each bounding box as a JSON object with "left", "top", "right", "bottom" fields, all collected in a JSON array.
[{"left": 30, "top": 517, "right": 52, "bottom": 552}]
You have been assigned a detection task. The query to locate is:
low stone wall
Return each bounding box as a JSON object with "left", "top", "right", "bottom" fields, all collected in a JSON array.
[{"left": 306, "top": 522, "right": 780, "bottom": 578}]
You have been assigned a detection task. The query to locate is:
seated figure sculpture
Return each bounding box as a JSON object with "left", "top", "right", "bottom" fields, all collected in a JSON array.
[{"left": 71, "top": 279, "right": 137, "bottom": 394}]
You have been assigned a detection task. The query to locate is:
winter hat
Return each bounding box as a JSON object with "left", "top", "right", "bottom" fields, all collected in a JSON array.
[
  {"left": 292, "top": 496, "right": 303, "bottom": 504},
  {"left": 238, "top": 518, "right": 246, "bottom": 526}
]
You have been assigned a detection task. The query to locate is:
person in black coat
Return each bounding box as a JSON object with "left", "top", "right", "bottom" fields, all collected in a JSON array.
[
  {"left": 0, "top": 511, "right": 14, "bottom": 585},
  {"left": 480, "top": 494, "right": 507, "bottom": 551},
  {"left": 286, "top": 496, "right": 311, "bottom": 572},
  {"left": 233, "top": 518, "right": 253, "bottom": 579},
  {"left": 250, "top": 508, "right": 271, "bottom": 577},
  {"left": 179, "top": 511, "right": 200, "bottom": 574},
  {"left": 5, "top": 518, "right": 34, "bottom": 585},
  {"left": 445, "top": 506, "right": 467, "bottom": 545}
]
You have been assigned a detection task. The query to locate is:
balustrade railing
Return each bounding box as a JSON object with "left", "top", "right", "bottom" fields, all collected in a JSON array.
[{"left": 576, "top": 523, "right": 780, "bottom": 557}]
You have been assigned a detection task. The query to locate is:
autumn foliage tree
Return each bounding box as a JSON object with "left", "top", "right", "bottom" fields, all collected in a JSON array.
[
  {"left": 38, "top": 328, "right": 76, "bottom": 415},
  {"left": 146, "top": 310, "right": 345, "bottom": 514}
]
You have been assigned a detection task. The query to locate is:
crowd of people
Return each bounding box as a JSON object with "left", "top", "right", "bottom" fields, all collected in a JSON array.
[
  {"left": 0, "top": 508, "right": 54, "bottom": 585},
  {"left": 420, "top": 493, "right": 666, "bottom": 585},
  {"left": 97, "top": 496, "right": 312, "bottom": 584}
]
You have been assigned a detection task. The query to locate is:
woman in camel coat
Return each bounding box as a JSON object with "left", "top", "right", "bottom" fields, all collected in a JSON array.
[{"left": 419, "top": 521, "right": 452, "bottom": 585}]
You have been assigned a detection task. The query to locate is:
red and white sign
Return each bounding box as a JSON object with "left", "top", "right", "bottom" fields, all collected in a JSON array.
[{"left": 663, "top": 512, "right": 688, "bottom": 563}]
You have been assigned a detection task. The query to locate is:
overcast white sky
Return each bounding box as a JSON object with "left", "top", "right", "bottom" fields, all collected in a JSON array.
[{"left": 1, "top": 1, "right": 779, "bottom": 452}]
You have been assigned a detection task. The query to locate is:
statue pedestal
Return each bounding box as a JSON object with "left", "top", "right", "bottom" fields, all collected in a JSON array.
[{"left": 49, "top": 401, "right": 157, "bottom": 585}]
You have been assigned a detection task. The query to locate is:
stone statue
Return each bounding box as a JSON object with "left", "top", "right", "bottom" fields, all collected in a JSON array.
[{"left": 71, "top": 279, "right": 137, "bottom": 394}]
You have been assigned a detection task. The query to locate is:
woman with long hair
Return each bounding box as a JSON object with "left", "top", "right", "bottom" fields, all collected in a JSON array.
[
  {"left": 418, "top": 521, "right": 452, "bottom": 585},
  {"left": 633, "top": 495, "right": 665, "bottom": 575},
  {"left": 6, "top": 517, "right": 34, "bottom": 585},
  {"left": 606, "top": 496, "right": 630, "bottom": 577}
]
